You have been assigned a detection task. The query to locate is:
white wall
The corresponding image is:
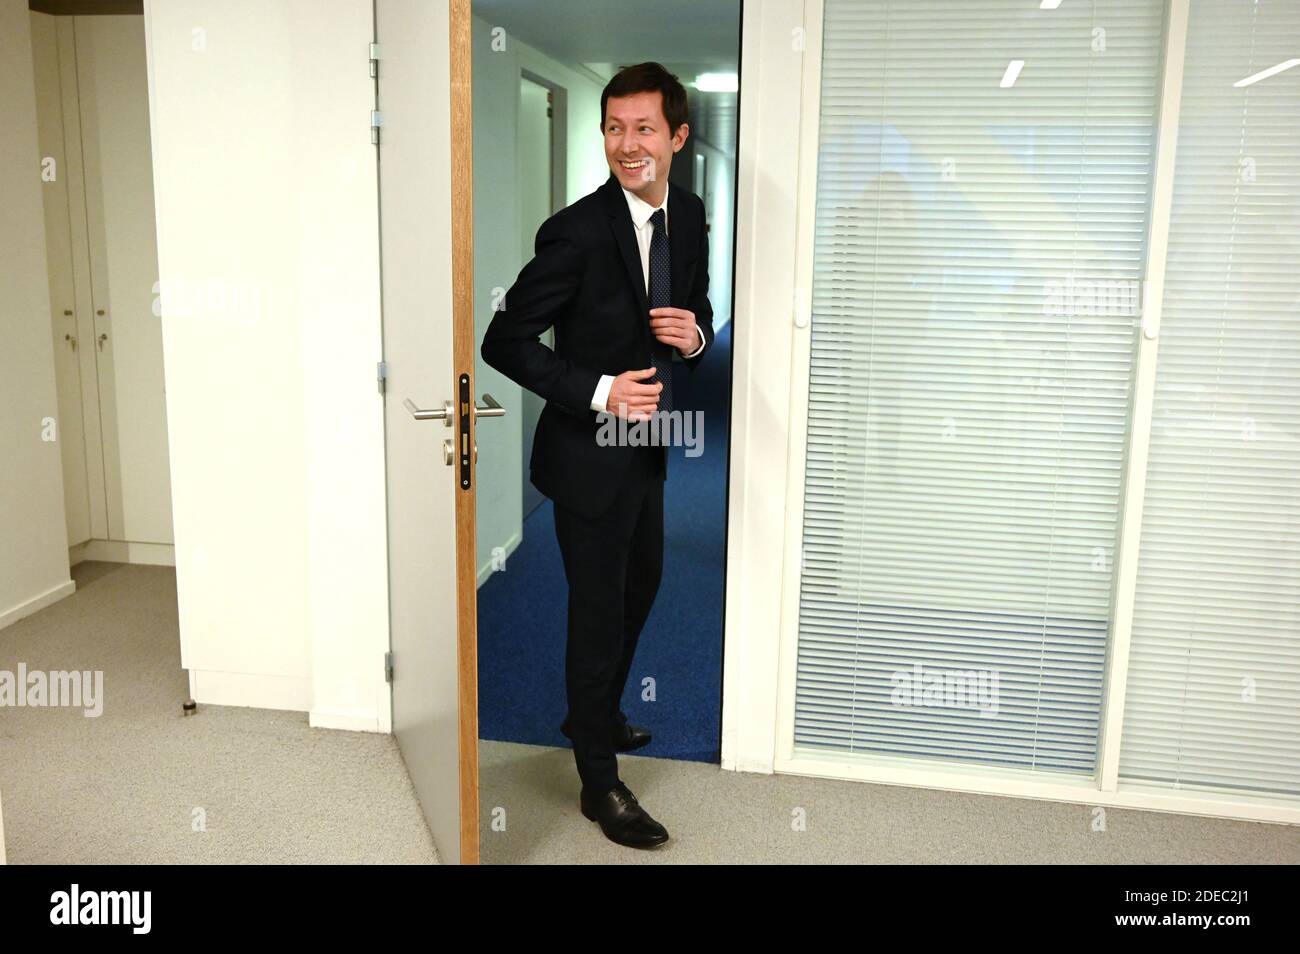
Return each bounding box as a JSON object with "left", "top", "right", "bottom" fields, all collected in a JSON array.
[
  {"left": 143, "top": 0, "right": 390, "bottom": 729},
  {"left": 471, "top": 15, "right": 608, "bottom": 577},
  {"left": 0, "top": 0, "right": 75, "bottom": 632}
]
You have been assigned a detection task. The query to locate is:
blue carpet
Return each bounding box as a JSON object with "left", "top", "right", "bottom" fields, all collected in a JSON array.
[{"left": 477, "top": 322, "right": 732, "bottom": 763}]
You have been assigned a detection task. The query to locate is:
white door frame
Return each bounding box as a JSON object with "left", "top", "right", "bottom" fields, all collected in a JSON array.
[
  {"left": 720, "top": 0, "right": 809, "bottom": 777},
  {"left": 720, "top": 0, "right": 1300, "bottom": 826}
]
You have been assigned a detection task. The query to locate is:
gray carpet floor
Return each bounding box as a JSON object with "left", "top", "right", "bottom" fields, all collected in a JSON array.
[
  {"left": 4, "top": 561, "right": 1297, "bottom": 865},
  {"left": 0, "top": 562, "right": 437, "bottom": 864},
  {"left": 481, "top": 740, "right": 1300, "bottom": 863}
]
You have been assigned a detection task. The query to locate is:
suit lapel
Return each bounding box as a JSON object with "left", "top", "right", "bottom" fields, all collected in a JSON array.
[
  {"left": 602, "top": 175, "right": 651, "bottom": 325},
  {"left": 603, "top": 175, "right": 698, "bottom": 301}
]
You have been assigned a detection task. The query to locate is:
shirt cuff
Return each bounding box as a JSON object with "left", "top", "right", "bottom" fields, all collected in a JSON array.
[
  {"left": 682, "top": 324, "right": 706, "bottom": 359},
  {"left": 591, "top": 373, "right": 615, "bottom": 412}
]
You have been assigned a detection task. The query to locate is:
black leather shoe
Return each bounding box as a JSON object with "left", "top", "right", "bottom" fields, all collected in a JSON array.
[
  {"left": 613, "top": 721, "right": 652, "bottom": 752},
  {"left": 560, "top": 717, "right": 652, "bottom": 752},
  {"left": 580, "top": 782, "right": 670, "bottom": 849}
]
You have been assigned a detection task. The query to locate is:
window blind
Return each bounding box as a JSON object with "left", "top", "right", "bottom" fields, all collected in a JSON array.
[
  {"left": 795, "top": 0, "right": 1165, "bottom": 773},
  {"left": 1119, "top": 0, "right": 1300, "bottom": 796}
]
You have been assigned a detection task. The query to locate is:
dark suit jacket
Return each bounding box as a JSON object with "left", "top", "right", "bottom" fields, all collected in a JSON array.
[{"left": 480, "top": 173, "right": 715, "bottom": 519}]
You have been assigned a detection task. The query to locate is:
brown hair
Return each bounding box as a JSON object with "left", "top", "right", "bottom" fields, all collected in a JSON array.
[{"left": 600, "top": 62, "right": 689, "bottom": 134}]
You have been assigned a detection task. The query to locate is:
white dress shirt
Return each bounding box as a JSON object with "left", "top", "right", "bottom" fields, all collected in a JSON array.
[{"left": 590, "top": 186, "right": 707, "bottom": 413}]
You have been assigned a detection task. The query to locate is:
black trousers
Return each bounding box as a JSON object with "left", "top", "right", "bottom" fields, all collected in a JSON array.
[{"left": 553, "top": 443, "right": 665, "bottom": 793}]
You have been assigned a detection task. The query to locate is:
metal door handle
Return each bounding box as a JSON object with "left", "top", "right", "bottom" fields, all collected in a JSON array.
[
  {"left": 475, "top": 393, "right": 505, "bottom": 419},
  {"left": 403, "top": 394, "right": 506, "bottom": 424},
  {"left": 403, "top": 397, "right": 454, "bottom": 425}
]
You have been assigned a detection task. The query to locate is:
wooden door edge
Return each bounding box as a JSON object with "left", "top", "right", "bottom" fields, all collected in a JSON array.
[{"left": 448, "top": 0, "right": 480, "bottom": 867}]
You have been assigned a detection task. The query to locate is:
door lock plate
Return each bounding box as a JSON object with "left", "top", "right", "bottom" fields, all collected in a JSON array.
[{"left": 457, "top": 373, "right": 471, "bottom": 489}]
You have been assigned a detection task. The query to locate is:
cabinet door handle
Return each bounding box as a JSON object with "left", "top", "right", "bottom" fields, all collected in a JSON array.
[
  {"left": 97, "top": 333, "right": 108, "bottom": 351},
  {"left": 65, "top": 333, "right": 77, "bottom": 351}
]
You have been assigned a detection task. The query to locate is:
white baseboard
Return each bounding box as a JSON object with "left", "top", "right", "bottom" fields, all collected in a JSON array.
[
  {"left": 189, "top": 672, "right": 387, "bottom": 733},
  {"left": 309, "top": 709, "right": 385, "bottom": 732},
  {"left": 71, "top": 539, "right": 175, "bottom": 566},
  {"left": 0, "top": 578, "right": 76, "bottom": 632},
  {"left": 189, "top": 669, "right": 311, "bottom": 712}
]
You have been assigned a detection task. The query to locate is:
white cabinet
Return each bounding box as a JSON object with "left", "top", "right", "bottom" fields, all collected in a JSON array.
[{"left": 31, "top": 12, "right": 173, "bottom": 560}]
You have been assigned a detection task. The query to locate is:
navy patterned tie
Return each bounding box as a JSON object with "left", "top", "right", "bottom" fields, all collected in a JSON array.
[{"left": 647, "top": 208, "right": 674, "bottom": 414}]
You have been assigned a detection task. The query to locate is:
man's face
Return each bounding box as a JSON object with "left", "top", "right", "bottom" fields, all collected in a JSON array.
[{"left": 603, "top": 90, "right": 688, "bottom": 201}]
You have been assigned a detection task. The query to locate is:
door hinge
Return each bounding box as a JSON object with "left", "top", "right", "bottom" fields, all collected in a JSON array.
[
  {"left": 377, "top": 360, "right": 388, "bottom": 394},
  {"left": 369, "top": 41, "right": 381, "bottom": 79},
  {"left": 384, "top": 651, "right": 394, "bottom": 684},
  {"left": 371, "top": 110, "right": 384, "bottom": 145}
]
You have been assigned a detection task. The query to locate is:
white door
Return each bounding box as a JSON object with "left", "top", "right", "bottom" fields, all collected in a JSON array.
[
  {"left": 30, "top": 11, "right": 91, "bottom": 547},
  {"left": 75, "top": 14, "right": 172, "bottom": 546},
  {"left": 375, "top": 0, "right": 483, "bottom": 865}
]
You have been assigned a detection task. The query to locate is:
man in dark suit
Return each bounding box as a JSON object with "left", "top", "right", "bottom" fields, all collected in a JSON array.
[{"left": 480, "top": 62, "right": 714, "bottom": 849}]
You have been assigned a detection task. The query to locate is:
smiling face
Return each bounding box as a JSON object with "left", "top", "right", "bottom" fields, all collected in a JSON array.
[{"left": 602, "top": 89, "right": 688, "bottom": 207}]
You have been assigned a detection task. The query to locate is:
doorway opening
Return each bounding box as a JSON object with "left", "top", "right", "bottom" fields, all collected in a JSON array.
[{"left": 468, "top": 0, "right": 741, "bottom": 859}]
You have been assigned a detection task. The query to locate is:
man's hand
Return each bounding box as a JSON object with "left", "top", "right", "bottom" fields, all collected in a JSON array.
[
  {"left": 606, "top": 367, "right": 662, "bottom": 421},
  {"left": 649, "top": 307, "right": 701, "bottom": 357}
]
